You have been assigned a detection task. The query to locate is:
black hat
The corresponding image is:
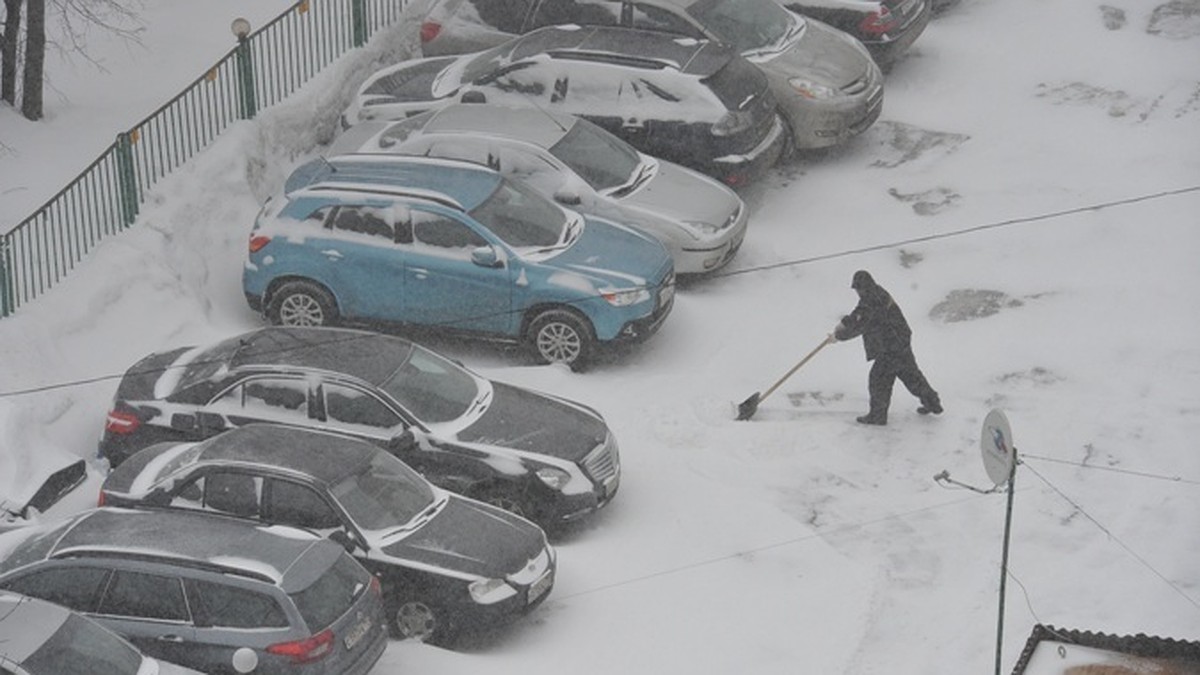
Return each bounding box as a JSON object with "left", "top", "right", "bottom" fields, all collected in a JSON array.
[{"left": 851, "top": 270, "right": 874, "bottom": 290}]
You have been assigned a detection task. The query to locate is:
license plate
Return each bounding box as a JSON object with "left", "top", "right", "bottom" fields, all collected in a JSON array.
[
  {"left": 528, "top": 570, "right": 553, "bottom": 604},
  {"left": 343, "top": 616, "right": 372, "bottom": 650}
]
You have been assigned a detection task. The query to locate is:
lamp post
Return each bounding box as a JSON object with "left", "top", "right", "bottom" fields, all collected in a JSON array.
[{"left": 231, "top": 18, "right": 257, "bottom": 119}]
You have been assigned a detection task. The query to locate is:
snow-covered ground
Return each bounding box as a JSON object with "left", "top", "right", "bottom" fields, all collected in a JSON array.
[{"left": 1, "top": 0, "right": 1199, "bottom": 673}]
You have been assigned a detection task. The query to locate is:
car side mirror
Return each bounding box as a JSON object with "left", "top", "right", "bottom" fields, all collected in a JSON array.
[
  {"left": 553, "top": 189, "right": 581, "bottom": 206},
  {"left": 471, "top": 245, "right": 502, "bottom": 269},
  {"left": 387, "top": 429, "right": 417, "bottom": 455},
  {"left": 328, "top": 529, "right": 360, "bottom": 553}
]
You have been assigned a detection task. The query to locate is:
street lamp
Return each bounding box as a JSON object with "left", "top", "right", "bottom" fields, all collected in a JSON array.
[{"left": 231, "top": 17, "right": 252, "bottom": 41}]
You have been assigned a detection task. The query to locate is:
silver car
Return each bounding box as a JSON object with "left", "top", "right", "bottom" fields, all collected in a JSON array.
[
  {"left": 418, "top": 0, "right": 885, "bottom": 150},
  {"left": 0, "top": 590, "right": 203, "bottom": 675},
  {"left": 329, "top": 104, "right": 750, "bottom": 274}
]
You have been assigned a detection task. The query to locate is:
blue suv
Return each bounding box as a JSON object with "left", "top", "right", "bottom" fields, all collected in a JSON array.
[{"left": 243, "top": 155, "right": 675, "bottom": 370}]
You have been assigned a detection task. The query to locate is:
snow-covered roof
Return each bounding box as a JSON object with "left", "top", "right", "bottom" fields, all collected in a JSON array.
[{"left": 1011, "top": 624, "right": 1200, "bottom": 674}]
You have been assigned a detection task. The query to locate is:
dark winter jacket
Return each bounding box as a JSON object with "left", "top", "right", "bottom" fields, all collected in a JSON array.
[{"left": 834, "top": 271, "right": 912, "bottom": 361}]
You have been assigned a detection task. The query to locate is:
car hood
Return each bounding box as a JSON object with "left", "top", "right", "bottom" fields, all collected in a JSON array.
[
  {"left": 620, "top": 161, "right": 742, "bottom": 233},
  {"left": 762, "top": 19, "right": 874, "bottom": 86},
  {"left": 532, "top": 215, "right": 671, "bottom": 289},
  {"left": 379, "top": 495, "right": 545, "bottom": 577},
  {"left": 456, "top": 382, "right": 608, "bottom": 462}
]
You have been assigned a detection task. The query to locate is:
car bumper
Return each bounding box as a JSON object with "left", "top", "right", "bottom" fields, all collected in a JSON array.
[
  {"left": 709, "top": 114, "right": 788, "bottom": 187},
  {"left": 781, "top": 78, "right": 885, "bottom": 150},
  {"left": 676, "top": 208, "right": 749, "bottom": 275},
  {"left": 864, "top": 0, "right": 931, "bottom": 68}
]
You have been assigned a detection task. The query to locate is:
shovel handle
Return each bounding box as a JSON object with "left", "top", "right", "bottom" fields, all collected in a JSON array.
[{"left": 759, "top": 334, "right": 835, "bottom": 402}]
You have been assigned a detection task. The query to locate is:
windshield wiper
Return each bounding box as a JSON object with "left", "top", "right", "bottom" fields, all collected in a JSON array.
[{"left": 610, "top": 162, "right": 653, "bottom": 198}]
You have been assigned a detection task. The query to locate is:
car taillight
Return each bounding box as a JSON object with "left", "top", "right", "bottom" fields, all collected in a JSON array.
[
  {"left": 370, "top": 575, "right": 382, "bottom": 596},
  {"left": 859, "top": 7, "right": 900, "bottom": 35},
  {"left": 105, "top": 409, "right": 141, "bottom": 435},
  {"left": 712, "top": 109, "right": 753, "bottom": 137},
  {"left": 267, "top": 629, "right": 334, "bottom": 664},
  {"left": 97, "top": 491, "right": 106, "bottom": 507},
  {"left": 420, "top": 21, "right": 441, "bottom": 44},
  {"left": 248, "top": 235, "right": 271, "bottom": 253}
]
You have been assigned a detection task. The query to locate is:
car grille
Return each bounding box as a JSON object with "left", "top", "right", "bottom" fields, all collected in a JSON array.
[
  {"left": 841, "top": 75, "right": 874, "bottom": 97},
  {"left": 582, "top": 434, "right": 620, "bottom": 485}
]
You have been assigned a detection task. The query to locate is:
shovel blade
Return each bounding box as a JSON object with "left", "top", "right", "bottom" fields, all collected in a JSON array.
[{"left": 735, "top": 392, "right": 761, "bottom": 421}]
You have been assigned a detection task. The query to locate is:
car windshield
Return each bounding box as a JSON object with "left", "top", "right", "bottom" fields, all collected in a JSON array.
[
  {"left": 331, "top": 452, "right": 436, "bottom": 531},
  {"left": 459, "top": 44, "right": 514, "bottom": 85},
  {"left": 687, "top": 0, "right": 801, "bottom": 54},
  {"left": 378, "top": 343, "right": 480, "bottom": 423},
  {"left": 376, "top": 111, "right": 437, "bottom": 149},
  {"left": 174, "top": 336, "right": 243, "bottom": 392},
  {"left": 289, "top": 553, "right": 369, "bottom": 632},
  {"left": 469, "top": 176, "right": 573, "bottom": 250},
  {"left": 21, "top": 614, "right": 145, "bottom": 675},
  {"left": 549, "top": 118, "right": 645, "bottom": 193}
]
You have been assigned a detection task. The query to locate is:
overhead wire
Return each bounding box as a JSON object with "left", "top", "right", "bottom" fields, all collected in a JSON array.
[{"left": 2, "top": 185, "right": 1198, "bottom": 400}]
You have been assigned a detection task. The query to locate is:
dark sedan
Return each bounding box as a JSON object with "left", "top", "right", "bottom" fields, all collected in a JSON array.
[
  {"left": 98, "top": 326, "right": 621, "bottom": 529},
  {"left": 100, "top": 425, "right": 555, "bottom": 645}
]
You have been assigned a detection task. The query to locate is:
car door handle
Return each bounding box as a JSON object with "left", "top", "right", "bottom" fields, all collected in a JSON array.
[
  {"left": 157, "top": 634, "right": 185, "bottom": 643},
  {"left": 321, "top": 249, "right": 343, "bottom": 260}
]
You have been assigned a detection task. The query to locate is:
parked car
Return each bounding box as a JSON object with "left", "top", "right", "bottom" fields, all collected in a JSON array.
[
  {"left": 780, "top": 0, "right": 930, "bottom": 70},
  {"left": 0, "top": 590, "right": 203, "bottom": 675},
  {"left": 415, "top": 0, "right": 885, "bottom": 151},
  {"left": 0, "top": 507, "right": 388, "bottom": 674},
  {"left": 342, "top": 25, "right": 786, "bottom": 186},
  {"left": 329, "top": 104, "right": 750, "bottom": 274},
  {"left": 99, "top": 424, "right": 556, "bottom": 645},
  {"left": 243, "top": 153, "right": 675, "bottom": 370},
  {"left": 97, "top": 326, "right": 622, "bottom": 528}
]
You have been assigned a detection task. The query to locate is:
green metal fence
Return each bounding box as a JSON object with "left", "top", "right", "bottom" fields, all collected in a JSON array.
[{"left": 0, "top": 0, "right": 409, "bottom": 318}]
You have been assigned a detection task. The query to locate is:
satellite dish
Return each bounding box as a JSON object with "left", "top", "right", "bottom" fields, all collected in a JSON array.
[{"left": 980, "top": 408, "right": 1016, "bottom": 486}]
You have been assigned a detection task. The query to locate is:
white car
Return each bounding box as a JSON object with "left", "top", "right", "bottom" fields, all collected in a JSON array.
[{"left": 330, "top": 103, "right": 749, "bottom": 274}]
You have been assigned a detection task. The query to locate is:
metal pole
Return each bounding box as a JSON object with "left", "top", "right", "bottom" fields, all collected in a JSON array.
[
  {"left": 995, "top": 450, "right": 1017, "bottom": 675},
  {"left": 235, "top": 35, "right": 257, "bottom": 119}
]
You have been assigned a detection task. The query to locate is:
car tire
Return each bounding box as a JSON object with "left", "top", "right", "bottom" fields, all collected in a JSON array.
[
  {"left": 472, "top": 483, "right": 532, "bottom": 521},
  {"left": 267, "top": 281, "right": 338, "bottom": 327},
  {"left": 389, "top": 597, "right": 455, "bottom": 646},
  {"left": 527, "top": 309, "right": 594, "bottom": 372}
]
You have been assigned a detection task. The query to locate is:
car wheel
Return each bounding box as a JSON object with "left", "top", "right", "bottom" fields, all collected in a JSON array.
[
  {"left": 268, "top": 281, "right": 338, "bottom": 327},
  {"left": 527, "top": 309, "right": 594, "bottom": 372},
  {"left": 473, "top": 484, "right": 530, "bottom": 520},
  {"left": 389, "top": 598, "right": 453, "bottom": 645}
]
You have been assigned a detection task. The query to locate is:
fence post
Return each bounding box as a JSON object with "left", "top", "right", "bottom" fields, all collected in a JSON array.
[
  {"left": 352, "top": 0, "right": 367, "bottom": 47},
  {"left": 233, "top": 20, "right": 258, "bottom": 119},
  {"left": 115, "top": 132, "right": 140, "bottom": 228},
  {"left": 0, "top": 236, "right": 12, "bottom": 318}
]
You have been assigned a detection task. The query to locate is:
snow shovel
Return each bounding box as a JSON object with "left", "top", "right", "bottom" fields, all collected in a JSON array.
[{"left": 735, "top": 334, "right": 835, "bottom": 421}]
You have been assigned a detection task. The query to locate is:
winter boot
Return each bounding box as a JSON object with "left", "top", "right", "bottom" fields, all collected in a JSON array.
[
  {"left": 856, "top": 413, "right": 887, "bottom": 425},
  {"left": 917, "top": 395, "right": 943, "bottom": 415}
]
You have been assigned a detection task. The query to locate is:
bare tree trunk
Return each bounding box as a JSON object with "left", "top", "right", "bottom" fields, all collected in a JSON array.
[
  {"left": 1, "top": 0, "right": 21, "bottom": 105},
  {"left": 19, "top": 0, "right": 41, "bottom": 119}
]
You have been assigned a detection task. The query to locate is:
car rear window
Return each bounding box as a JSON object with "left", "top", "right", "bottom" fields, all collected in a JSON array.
[
  {"left": 21, "top": 613, "right": 143, "bottom": 675},
  {"left": 288, "top": 554, "right": 369, "bottom": 632}
]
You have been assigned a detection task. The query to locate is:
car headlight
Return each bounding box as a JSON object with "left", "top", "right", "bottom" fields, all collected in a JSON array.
[
  {"left": 469, "top": 577, "right": 518, "bottom": 604},
  {"left": 536, "top": 467, "right": 571, "bottom": 490},
  {"left": 680, "top": 219, "right": 722, "bottom": 239},
  {"left": 600, "top": 287, "right": 650, "bottom": 307},
  {"left": 789, "top": 78, "right": 838, "bottom": 100}
]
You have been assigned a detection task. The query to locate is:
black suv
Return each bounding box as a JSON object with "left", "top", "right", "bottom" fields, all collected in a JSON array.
[
  {"left": 98, "top": 326, "right": 621, "bottom": 528},
  {"left": 100, "top": 424, "right": 556, "bottom": 645}
]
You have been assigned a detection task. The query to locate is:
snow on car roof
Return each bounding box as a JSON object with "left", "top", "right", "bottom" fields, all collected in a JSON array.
[
  {"left": 512, "top": 25, "right": 732, "bottom": 76},
  {"left": 194, "top": 425, "right": 378, "bottom": 486},
  {"left": 47, "top": 507, "right": 324, "bottom": 585},
  {"left": 424, "top": 103, "right": 575, "bottom": 148},
  {"left": 227, "top": 326, "right": 414, "bottom": 387}
]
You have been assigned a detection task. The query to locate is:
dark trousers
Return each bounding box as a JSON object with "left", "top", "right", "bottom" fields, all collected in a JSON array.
[{"left": 867, "top": 348, "right": 939, "bottom": 418}]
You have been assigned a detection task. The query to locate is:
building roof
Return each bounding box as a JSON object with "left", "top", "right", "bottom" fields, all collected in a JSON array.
[{"left": 1011, "top": 624, "right": 1200, "bottom": 674}]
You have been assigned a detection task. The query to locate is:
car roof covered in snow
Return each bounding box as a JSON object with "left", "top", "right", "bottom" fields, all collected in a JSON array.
[
  {"left": 38, "top": 507, "right": 330, "bottom": 588},
  {"left": 188, "top": 425, "right": 380, "bottom": 486},
  {"left": 509, "top": 24, "right": 733, "bottom": 76},
  {"left": 221, "top": 326, "right": 415, "bottom": 387},
  {"left": 284, "top": 154, "right": 503, "bottom": 211}
]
